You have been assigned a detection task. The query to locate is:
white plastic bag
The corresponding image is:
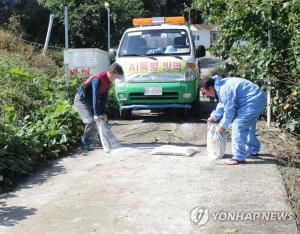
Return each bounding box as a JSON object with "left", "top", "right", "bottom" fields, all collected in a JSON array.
[
  {"left": 150, "top": 145, "right": 197, "bottom": 156},
  {"left": 206, "top": 123, "right": 226, "bottom": 159},
  {"left": 97, "top": 120, "right": 121, "bottom": 153}
]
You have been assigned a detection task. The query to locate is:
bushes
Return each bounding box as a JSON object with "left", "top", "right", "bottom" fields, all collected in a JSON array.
[
  {"left": 0, "top": 65, "right": 121, "bottom": 189},
  {"left": 0, "top": 64, "right": 83, "bottom": 189},
  {"left": 0, "top": 30, "right": 121, "bottom": 190},
  {"left": 0, "top": 123, "right": 40, "bottom": 187},
  {"left": 0, "top": 102, "right": 82, "bottom": 188},
  {"left": 108, "top": 83, "right": 120, "bottom": 119},
  {"left": 0, "top": 30, "right": 82, "bottom": 190},
  {"left": 197, "top": 0, "right": 300, "bottom": 134}
]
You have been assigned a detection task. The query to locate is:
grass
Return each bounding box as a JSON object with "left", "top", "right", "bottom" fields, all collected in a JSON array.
[{"left": 258, "top": 122, "right": 300, "bottom": 230}]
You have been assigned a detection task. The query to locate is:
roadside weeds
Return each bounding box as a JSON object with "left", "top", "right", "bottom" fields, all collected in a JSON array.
[{"left": 258, "top": 123, "right": 300, "bottom": 230}]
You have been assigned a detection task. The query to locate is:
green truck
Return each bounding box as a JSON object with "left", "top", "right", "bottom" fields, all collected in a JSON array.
[{"left": 109, "top": 16, "right": 206, "bottom": 119}]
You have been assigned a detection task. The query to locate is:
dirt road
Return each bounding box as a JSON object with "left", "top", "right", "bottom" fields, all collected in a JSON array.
[{"left": 0, "top": 55, "right": 297, "bottom": 233}]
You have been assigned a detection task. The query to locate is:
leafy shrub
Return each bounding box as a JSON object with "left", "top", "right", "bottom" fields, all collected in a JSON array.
[
  {"left": 108, "top": 83, "right": 120, "bottom": 119},
  {"left": 0, "top": 30, "right": 121, "bottom": 190},
  {"left": 0, "top": 68, "right": 44, "bottom": 123},
  {"left": 0, "top": 123, "right": 40, "bottom": 188},
  {"left": 0, "top": 68, "right": 121, "bottom": 190},
  {"left": 0, "top": 71, "right": 84, "bottom": 189},
  {"left": 197, "top": 1, "right": 300, "bottom": 134},
  {"left": 0, "top": 101, "right": 82, "bottom": 189},
  {"left": 48, "top": 49, "right": 64, "bottom": 67}
]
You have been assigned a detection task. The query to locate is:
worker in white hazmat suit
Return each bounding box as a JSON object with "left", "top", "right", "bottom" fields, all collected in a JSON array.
[{"left": 200, "top": 75, "right": 267, "bottom": 165}]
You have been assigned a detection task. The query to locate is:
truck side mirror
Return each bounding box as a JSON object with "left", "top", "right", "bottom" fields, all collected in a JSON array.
[
  {"left": 108, "top": 48, "right": 116, "bottom": 62},
  {"left": 196, "top": 45, "right": 206, "bottom": 58}
]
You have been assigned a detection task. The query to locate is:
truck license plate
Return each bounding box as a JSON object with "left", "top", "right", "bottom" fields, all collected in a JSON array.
[{"left": 144, "top": 87, "right": 162, "bottom": 96}]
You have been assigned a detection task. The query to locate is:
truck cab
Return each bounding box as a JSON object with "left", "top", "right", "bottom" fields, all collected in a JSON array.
[{"left": 109, "top": 16, "right": 206, "bottom": 119}]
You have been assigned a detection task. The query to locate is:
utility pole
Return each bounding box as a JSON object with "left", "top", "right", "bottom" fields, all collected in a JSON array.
[
  {"left": 104, "top": 2, "right": 110, "bottom": 65},
  {"left": 267, "top": 8, "right": 273, "bottom": 128},
  {"left": 64, "top": 5, "right": 69, "bottom": 50},
  {"left": 104, "top": 2, "right": 110, "bottom": 51},
  {"left": 64, "top": 5, "right": 70, "bottom": 84},
  {"left": 43, "top": 14, "right": 55, "bottom": 56}
]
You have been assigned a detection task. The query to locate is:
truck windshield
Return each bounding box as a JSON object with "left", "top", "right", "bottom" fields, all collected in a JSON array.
[{"left": 119, "top": 29, "right": 191, "bottom": 57}]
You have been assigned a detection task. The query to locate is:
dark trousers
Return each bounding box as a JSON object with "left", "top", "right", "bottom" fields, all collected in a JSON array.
[{"left": 74, "top": 94, "right": 97, "bottom": 141}]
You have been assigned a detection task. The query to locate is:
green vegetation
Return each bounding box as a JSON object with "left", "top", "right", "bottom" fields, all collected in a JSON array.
[
  {"left": 0, "top": 30, "right": 119, "bottom": 190},
  {"left": 194, "top": 0, "right": 300, "bottom": 133}
]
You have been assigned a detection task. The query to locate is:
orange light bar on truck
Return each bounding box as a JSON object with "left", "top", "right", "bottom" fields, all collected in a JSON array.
[
  {"left": 133, "top": 18, "right": 153, "bottom": 26},
  {"left": 133, "top": 16, "right": 185, "bottom": 26},
  {"left": 165, "top": 16, "right": 185, "bottom": 24}
]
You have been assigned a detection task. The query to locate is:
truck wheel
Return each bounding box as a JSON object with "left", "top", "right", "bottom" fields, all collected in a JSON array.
[
  {"left": 177, "top": 108, "right": 189, "bottom": 118},
  {"left": 120, "top": 108, "right": 132, "bottom": 120},
  {"left": 191, "top": 100, "right": 200, "bottom": 118},
  {"left": 191, "top": 90, "right": 200, "bottom": 118}
]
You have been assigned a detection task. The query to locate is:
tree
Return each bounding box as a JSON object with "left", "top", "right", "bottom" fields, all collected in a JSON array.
[
  {"left": 37, "top": 0, "right": 147, "bottom": 49},
  {"left": 1, "top": 0, "right": 198, "bottom": 48},
  {"left": 0, "top": 0, "right": 20, "bottom": 25},
  {"left": 0, "top": 0, "right": 52, "bottom": 45},
  {"left": 194, "top": 0, "right": 300, "bottom": 132}
]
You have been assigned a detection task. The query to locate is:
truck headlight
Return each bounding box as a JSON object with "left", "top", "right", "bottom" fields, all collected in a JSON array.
[
  {"left": 183, "top": 93, "right": 192, "bottom": 98},
  {"left": 185, "top": 64, "right": 196, "bottom": 81},
  {"left": 118, "top": 93, "right": 127, "bottom": 100}
]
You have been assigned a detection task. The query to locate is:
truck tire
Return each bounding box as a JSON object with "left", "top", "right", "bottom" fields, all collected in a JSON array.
[
  {"left": 177, "top": 108, "right": 189, "bottom": 118},
  {"left": 191, "top": 89, "right": 201, "bottom": 118},
  {"left": 191, "top": 100, "right": 200, "bottom": 118},
  {"left": 120, "top": 108, "right": 132, "bottom": 120}
]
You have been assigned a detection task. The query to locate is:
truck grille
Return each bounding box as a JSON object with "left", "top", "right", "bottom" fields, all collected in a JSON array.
[{"left": 129, "top": 92, "right": 179, "bottom": 101}]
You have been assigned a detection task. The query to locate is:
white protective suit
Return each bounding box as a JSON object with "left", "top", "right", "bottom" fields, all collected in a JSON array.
[{"left": 210, "top": 75, "right": 267, "bottom": 160}]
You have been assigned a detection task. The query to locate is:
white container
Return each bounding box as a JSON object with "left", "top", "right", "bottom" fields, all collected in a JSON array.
[{"left": 64, "top": 48, "right": 109, "bottom": 76}]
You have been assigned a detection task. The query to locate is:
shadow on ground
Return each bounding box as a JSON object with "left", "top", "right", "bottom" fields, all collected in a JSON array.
[
  {"left": 220, "top": 154, "right": 278, "bottom": 165},
  {"left": 0, "top": 199, "right": 36, "bottom": 227},
  {"left": 16, "top": 163, "right": 66, "bottom": 190},
  {"left": 111, "top": 99, "right": 218, "bottom": 124},
  {"left": 200, "top": 57, "right": 221, "bottom": 69}
]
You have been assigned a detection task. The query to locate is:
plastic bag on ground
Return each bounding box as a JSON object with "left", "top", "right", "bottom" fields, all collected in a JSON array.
[
  {"left": 150, "top": 145, "right": 197, "bottom": 156},
  {"left": 97, "top": 120, "right": 121, "bottom": 153},
  {"left": 207, "top": 123, "right": 226, "bottom": 159}
]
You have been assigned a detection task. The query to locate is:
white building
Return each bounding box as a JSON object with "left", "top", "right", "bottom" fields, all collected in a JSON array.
[{"left": 190, "top": 24, "right": 220, "bottom": 49}]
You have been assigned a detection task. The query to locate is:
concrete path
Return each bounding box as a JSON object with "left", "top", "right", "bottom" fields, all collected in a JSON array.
[{"left": 0, "top": 119, "right": 297, "bottom": 233}]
